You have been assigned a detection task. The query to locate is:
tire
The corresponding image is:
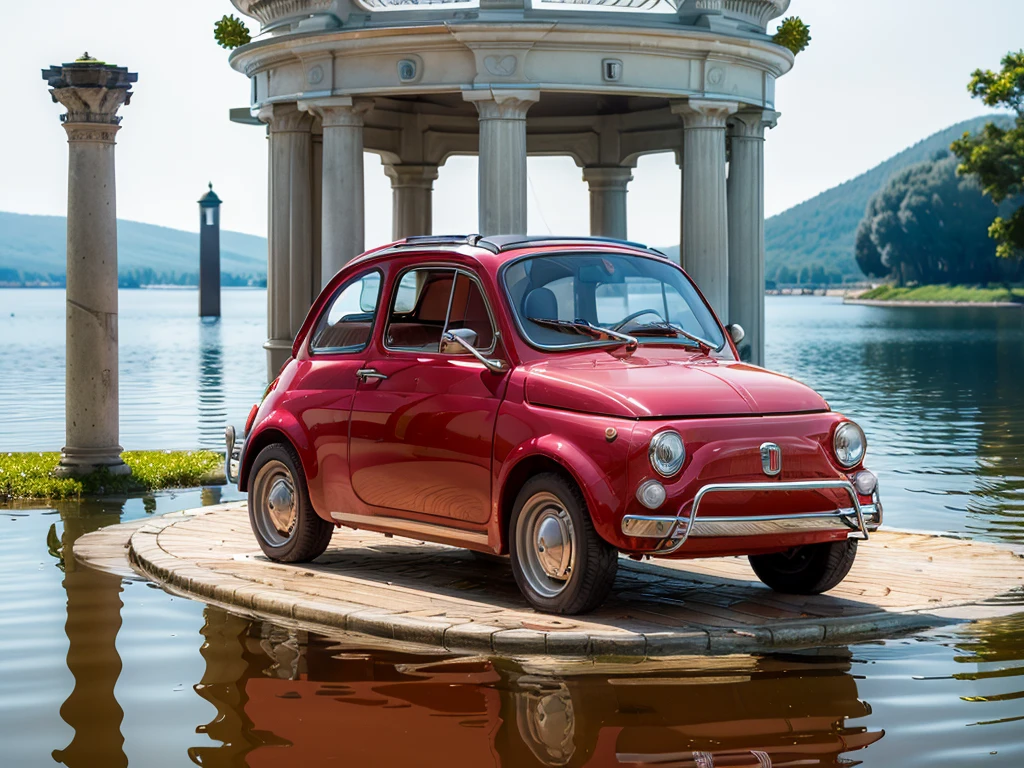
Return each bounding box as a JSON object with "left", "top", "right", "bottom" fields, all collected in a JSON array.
[
  {"left": 748, "top": 539, "right": 858, "bottom": 595},
  {"left": 247, "top": 442, "right": 334, "bottom": 563},
  {"left": 509, "top": 473, "right": 618, "bottom": 615}
]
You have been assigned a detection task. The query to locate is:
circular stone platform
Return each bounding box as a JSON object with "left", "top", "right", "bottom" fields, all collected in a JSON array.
[{"left": 75, "top": 502, "right": 1024, "bottom": 660}]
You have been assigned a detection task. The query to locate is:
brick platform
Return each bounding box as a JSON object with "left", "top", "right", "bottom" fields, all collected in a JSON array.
[{"left": 74, "top": 502, "right": 1024, "bottom": 659}]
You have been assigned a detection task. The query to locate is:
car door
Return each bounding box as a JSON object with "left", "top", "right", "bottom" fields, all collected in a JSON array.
[
  {"left": 298, "top": 268, "right": 384, "bottom": 517},
  {"left": 348, "top": 265, "right": 509, "bottom": 525}
]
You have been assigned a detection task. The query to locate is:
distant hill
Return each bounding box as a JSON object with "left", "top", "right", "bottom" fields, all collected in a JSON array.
[
  {"left": 661, "top": 114, "right": 1011, "bottom": 283},
  {"left": 762, "top": 114, "right": 1015, "bottom": 282},
  {"left": 0, "top": 212, "right": 267, "bottom": 285}
]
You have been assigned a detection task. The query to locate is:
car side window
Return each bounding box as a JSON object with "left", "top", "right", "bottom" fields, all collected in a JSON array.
[
  {"left": 385, "top": 267, "right": 497, "bottom": 353},
  {"left": 385, "top": 267, "right": 456, "bottom": 351},
  {"left": 309, "top": 270, "right": 382, "bottom": 353},
  {"left": 445, "top": 272, "right": 496, "bottom": 352}
]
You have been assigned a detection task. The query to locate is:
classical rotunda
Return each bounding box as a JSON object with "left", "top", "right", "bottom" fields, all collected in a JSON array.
[{"left": 226, "top": 0, "right": 796, "bottom": 377}]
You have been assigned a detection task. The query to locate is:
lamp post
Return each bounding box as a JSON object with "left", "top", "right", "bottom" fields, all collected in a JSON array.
[
  {"left": 199, "top": 183, "right": 222, "bottom": 318},
  {"left": 43, "top": 54, "right": 136, "bottom": 477}
]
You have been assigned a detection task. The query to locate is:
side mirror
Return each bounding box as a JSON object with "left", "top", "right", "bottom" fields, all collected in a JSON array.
[
  {"left": 439, "top": 326, "right": 478, "bottom": 355},
  {"left": 726, "top": 323, "right": 745, "bottom": 345},
  {"left": 441, "top": 329, "right": 508, "bottom": 374}
]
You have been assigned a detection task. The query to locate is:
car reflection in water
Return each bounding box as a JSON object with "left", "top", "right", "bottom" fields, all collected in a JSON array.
[{"left": 189, "top": 612, "right": 882, "bottom": 767}]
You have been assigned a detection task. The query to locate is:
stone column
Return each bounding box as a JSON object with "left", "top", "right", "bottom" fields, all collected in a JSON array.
[
  {"left": 43, "top": 56, "right": 136, "bottom": 476},
  {"left": 463, "top": 90, "right": 540, "bottom": 235},
  {"left": 260, "top": 103, "right": 314, "bottom": 380},
  {"left": 728, "top": 109, "right": 779, "bottom": 366},
  {"left": 384, "top": 164, "right": 438, "bottom": 240},
  {"left": 673, "top": 99, "right": 738, "bottom": 321},
  {"left": 311, "top": 131, "right": 323, "bottom": 305},
  {"left": 303, "top": 98, "right": 371, "bottom": 288},
  {"left": 582, "top": 166, "right": 633, "bottom": 240}
]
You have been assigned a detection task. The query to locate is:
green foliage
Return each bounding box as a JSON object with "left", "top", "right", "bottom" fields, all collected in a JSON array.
[
  {"left": 859, "top": 283, "right": 1024, "bottom": 304},
  {"left": 214, "top": 14, "right": 251, "bottom": 50},
  {"left": 856, "top": 153, "right": 1022, "bottom": 286},
  {"left": 952, "top": 50, "right": 1024, "bottom": 259},
  {"left": 0, "top": 450, "right": 222, "bottom": 501},
  {"left": 772, "top": 17, "right": 811, "bottom": 56}
]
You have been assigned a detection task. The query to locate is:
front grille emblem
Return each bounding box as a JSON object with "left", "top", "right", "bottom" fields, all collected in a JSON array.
[{"left": 760, "top": 442, "right": 782, "bottom": 476}]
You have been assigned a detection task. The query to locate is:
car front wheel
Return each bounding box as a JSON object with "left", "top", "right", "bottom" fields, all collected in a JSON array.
[
  {"left": 509, "top": 473, "right": 618, "bottom": 615},
  {"left": 748, "top": 538, "right": 857, "bottom": 595},
  {"left": 247, "top": 442, "right": 334, "bottom": 563}
]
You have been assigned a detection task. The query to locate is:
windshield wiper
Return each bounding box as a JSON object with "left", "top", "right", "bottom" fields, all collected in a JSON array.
[
  {"left": 629, "top": 322, "right": 719, "bottom": 355},
  {"left": 527, "top": 317, "right": 638, "bottom": 351}
]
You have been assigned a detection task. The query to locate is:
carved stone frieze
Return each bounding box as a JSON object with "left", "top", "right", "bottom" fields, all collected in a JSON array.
[
  {"left": 232, "top": 0, "right": 333, "bottom": 26},
  {"left": 727, "top": 108, "right": 780, "bottom": 139},
  {"left": 62, "top": 123, "right": 121, "bottom": 144},
  {"left": 464, "top": 90, "right": 539, "bottom": 121},
  {"left": 671, "top": 98, "right": 738, "bottom": 129}
]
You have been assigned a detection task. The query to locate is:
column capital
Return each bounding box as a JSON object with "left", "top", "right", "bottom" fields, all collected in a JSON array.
[
  {"left": 384, "top": 163, "right": 439, "bottom": 190},
  {"left": 43, "top": 56, "right": 136, "bottom": 128},
  {"left": 728, "top": 109, "right": 781, "bottom": 139},
  {"left": 582, "top": 166, "right": 634, "bottom": 190},
  {"left": 259, "top": 102, "right": 315, "bottom": 132},
  {"left": 299, "top": 96, "right": 373, "bottom": 128},
  {"left": 463, "top": 89, "right": 540, "bottom": 120},
  {"left": 671, "top": 99, "right": 739, "bottom": 129}
]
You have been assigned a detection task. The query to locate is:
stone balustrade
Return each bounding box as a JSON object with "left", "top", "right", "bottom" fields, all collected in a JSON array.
[{"left": 231, "top": 0, "right": 790, "bottom": 33}]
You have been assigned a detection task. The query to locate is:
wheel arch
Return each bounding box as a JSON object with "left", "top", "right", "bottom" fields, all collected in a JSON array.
[
  {"left": 239, "top": 419, "right": 314, "bottom": 492},
  {"left": 495, "top": 436, "right": 623, "bottom": 554}
]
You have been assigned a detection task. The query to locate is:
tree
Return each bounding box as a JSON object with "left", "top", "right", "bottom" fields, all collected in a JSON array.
[
  {"left": 856, "top": 154, "right": 1021, "bottom": 286},
  {"left": 951, "top": 50, "right": 1024, "bottom": 259},
  {"left": 854, "top": 219, "right": 886, "bottom": 277}
]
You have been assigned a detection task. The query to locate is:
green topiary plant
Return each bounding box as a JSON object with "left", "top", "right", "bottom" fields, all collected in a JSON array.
[
  {"left": 214, "top": 14, "right": 251, "bottom": 50},
  {"left": 773, "top": 17, "right": 811, "bottom": 56}
]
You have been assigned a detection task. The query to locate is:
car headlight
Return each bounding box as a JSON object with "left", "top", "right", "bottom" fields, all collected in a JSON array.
[
  {"left": 649, "top": 431, "right": 685, "bottom": 477},
  {"left": 833, "top": 422, "right": 866, "bottom": 468}
]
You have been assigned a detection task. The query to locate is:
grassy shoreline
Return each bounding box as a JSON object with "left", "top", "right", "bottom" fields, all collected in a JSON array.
[
  {"left": 853, "top": 284, "right": 1024, "bottom": 305},
  {"left": 0, "top": 450, "right": 224, "bottom": 501}
]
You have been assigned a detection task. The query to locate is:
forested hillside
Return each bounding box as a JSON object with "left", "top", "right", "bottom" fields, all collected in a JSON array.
[{"left": 763, "top": 114, "right": 1010, "bottom": 283}]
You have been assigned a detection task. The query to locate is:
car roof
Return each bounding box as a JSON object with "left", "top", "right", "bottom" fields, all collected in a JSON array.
[{"left": 348, "top": 235, "right": 669, "bottom": 271}]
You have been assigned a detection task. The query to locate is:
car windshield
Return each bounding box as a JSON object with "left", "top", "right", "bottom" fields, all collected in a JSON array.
[{"left": 503, "top": 252, "right": 726, "bottom": 351}]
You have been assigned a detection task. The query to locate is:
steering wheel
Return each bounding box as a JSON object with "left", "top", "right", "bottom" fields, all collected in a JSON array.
[{"left": 611, "top": 308, "right": 665, "bottom": 331}]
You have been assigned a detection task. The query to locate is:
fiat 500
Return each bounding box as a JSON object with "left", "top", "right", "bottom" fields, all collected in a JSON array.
[{"left": 226, "top": 235, "right": 881, "bottom": 615}]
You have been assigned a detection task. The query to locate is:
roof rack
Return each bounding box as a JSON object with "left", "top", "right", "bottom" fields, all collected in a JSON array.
[
  {"left": 400, "top": 234, "right": 494, "bottom": 251},
  {"left": 393, "top": 234, "right": 666, "bottom": 257},
  {"left": 478, "top": 235, "right": 666, "bottom": 256}
]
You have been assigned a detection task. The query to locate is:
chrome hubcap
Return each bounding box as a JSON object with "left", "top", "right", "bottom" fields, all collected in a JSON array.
[
  {"left": 253, "top": 460, "right": 297, "bottom": 548},
  {"left": 517, "top": 492, "right": 577, "bottom": 598}
]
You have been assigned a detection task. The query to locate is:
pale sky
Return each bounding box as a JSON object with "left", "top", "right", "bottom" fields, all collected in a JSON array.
[{"left": 3, "top": 0, "right": 1020, "bottom": 249}]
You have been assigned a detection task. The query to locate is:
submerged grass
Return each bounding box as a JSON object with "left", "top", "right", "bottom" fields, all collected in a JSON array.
[
  {"left": 0, "top": 450, "right": 223, "bottom": 501},
  {"left": 859, "top": 283, "right": 1024, "bottom": 303}
]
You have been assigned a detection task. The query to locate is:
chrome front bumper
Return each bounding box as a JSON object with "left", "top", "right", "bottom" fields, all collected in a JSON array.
[
  {"left": 620, "top": 479, "right": 882, "bottom": 555},
  {"left": 224, "top": 426, "right": 243, "bottom": 485}
]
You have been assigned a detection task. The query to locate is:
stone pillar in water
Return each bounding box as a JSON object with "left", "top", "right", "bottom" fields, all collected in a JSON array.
[
  {"left": 199, "top": 183, "right": 222, "bottom": 318},
  {"left": 43, "top": 54, "right": 136, "bottom": 477}
]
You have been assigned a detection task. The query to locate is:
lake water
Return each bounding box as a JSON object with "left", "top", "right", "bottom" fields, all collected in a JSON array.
[{"left": 1, "top": 290, "right": 1023, "bottom": 766}]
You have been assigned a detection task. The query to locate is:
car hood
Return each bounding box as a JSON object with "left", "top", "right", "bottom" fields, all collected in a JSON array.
[{"left": 523, "top": 352, "right": 829, "bottom": 418}]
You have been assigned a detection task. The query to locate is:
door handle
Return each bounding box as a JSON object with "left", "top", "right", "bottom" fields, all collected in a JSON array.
[{"left": 356, "top": 368, "right": 388, "bottom": 382}]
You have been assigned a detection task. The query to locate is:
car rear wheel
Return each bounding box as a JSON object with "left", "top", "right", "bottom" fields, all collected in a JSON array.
[
  {"left": 509, "top": 473, "right": 618, "bottom": 615},
  {"left": 248, "top": 442, "right": 333, "bottom": 563},
  {"left": 748, "top": 538, "right": 857, "bottom": 595}
]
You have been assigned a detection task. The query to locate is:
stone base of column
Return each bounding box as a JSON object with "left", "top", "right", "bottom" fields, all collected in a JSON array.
[
  {"left": 55, "top": 446, "right": 130, "bottom": 477},
  {"left": 264, "top": 338, "right": 293, "bottom": 381}
]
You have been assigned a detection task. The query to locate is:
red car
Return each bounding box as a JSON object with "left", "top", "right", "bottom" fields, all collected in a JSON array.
[{"left": 226, "top": 235, "right": 881, "bottom": 615}]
